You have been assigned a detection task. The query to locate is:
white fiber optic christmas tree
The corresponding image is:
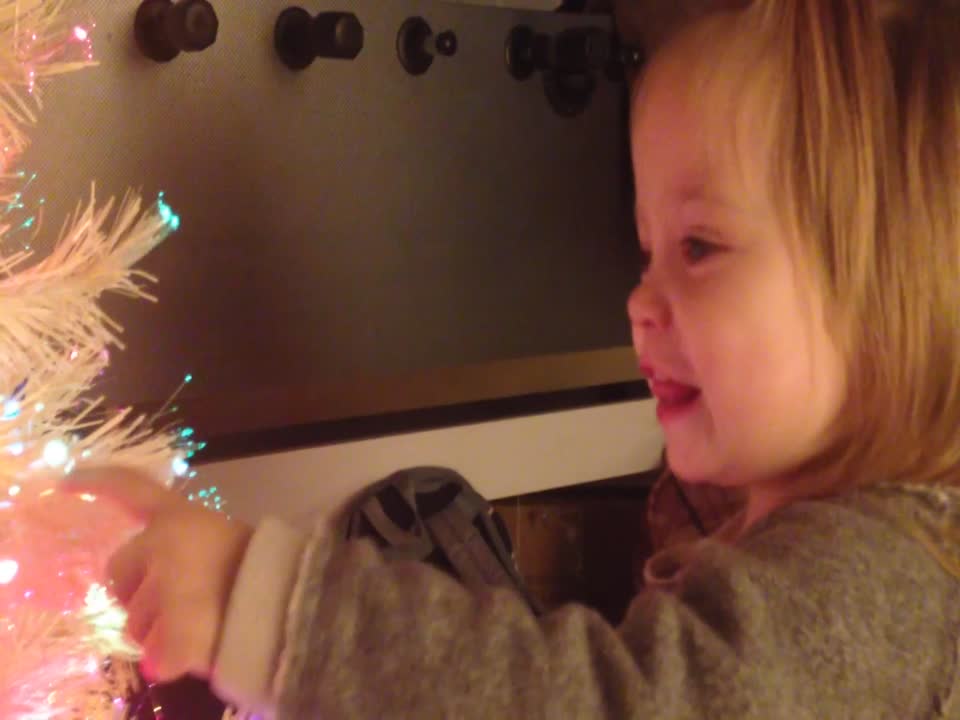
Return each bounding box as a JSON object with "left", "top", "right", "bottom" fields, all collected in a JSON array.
[{"left": 0, "top": 0, "right": 188, "bottom": 716}]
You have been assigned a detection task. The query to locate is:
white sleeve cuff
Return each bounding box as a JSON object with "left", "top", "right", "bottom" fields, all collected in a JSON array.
[{"left": 210, "top": 516, "right": 307, "bottom": 717}]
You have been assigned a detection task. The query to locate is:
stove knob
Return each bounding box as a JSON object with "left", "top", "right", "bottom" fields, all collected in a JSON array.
[
  {"left": 397, "top": 17, "right": 457, "bottom": 76},
  {"left": 275, "top": 8, "right": 364, "bottom": 70},
  {"left": 135, "top": 0, "right": 218, "bottom": 63}
]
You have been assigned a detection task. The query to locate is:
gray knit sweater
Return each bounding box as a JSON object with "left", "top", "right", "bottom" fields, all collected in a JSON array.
[{"left": 209, "top": 483, "right": 960, "bottom": 719}]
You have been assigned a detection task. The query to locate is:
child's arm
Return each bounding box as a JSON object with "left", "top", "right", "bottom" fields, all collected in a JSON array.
[
  {"left": 213, "top": 494, "right": 957, "bottom": 719},
  {"left": 62, "top": 469, "right": 957, "bottom": 719}
]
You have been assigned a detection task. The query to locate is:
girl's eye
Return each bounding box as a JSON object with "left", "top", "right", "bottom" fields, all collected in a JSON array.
[{"left": 681, "top": 235, "right": 717, "bottom": 265}]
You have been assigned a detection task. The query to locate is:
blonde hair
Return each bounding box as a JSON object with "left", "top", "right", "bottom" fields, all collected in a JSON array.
[{"left": 641, "top": 1, "right": 960, "bottom": 491}]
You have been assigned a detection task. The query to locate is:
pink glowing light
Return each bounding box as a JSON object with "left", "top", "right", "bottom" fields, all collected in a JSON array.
[{"left": 0, "top": 558, "right": 18, "bottom": 584}]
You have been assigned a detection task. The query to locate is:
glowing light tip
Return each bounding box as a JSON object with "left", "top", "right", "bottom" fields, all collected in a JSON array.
[
  {"left": 0, "top": 559, "right": 18, "bottom": 584},
  {"left": 2, "top": 399, "right": 20, "bottom": 419},
  {"left": 43, "top": 438, "right": 69, "bottom": 467},
  {"left": 73, "top": 26, "right": 89, "bottom": 41},
  {"left": 157, "top": 192, "right": 181, "bottom": 231},
  {"left": 172, "top": 456, "right": 189, "bottom": 477}
]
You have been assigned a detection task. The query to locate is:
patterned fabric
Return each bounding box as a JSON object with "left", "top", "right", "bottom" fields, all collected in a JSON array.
[
  {"left": 642, "top": 466, "right": 960, "bottom": 586},
  {"left": 645, "top": 469, "right": 745, "bottom": 551}
]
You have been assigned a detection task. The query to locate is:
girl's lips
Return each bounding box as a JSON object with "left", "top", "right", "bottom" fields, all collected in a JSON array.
[
  {"left": 649, "top": 379, "right": 700, "bottom": 405},
  {"left": 649, "top": 380, "right": 701, "bottom": 424},
  {"left": 638, "top": 365, "right": 701, "bottom": 420}
]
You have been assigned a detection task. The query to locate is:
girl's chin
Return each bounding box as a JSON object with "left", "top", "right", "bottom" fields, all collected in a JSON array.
[
  {"left": 664, "top": 446, "right": 716, "bottom": 484},
  {"left": 664, "top": 448, "right": 744, "bottom": 490}
]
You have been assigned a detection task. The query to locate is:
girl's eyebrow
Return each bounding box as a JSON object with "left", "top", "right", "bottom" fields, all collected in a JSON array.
[
  {"left": 635, "top": 191, "right": 747, "bottom": 231},
  {"left": 672, "top": 179, "right": 748, "bottom": 215},
  {"left": 633, "top": 172, "right": 753, "bottom": 232}
]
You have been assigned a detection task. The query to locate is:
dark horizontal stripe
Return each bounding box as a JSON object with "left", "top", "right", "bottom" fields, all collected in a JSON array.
[{"left": 194, "top": 380, "right": 650, "bottom": 464}]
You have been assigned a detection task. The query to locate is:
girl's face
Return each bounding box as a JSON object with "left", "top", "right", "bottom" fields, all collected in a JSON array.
[{"left": 627, "top": 51, "right": 846, "bottom": 514}]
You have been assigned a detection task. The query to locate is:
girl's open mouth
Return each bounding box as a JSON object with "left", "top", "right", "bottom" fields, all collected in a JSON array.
[{"left": 650, "top": 380, "right": 701, "bottom": 423}]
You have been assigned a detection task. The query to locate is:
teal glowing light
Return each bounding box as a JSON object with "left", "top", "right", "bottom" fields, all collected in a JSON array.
[
  {"left": 157, "top": 192, "right": 181, "bottom": 231},
  {"left": 2, "top": 399, "right": 20, "bottom": 420}
]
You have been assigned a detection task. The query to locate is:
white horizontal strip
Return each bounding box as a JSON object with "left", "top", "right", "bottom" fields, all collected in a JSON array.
[{"left": 187, "top": 399, "right": 663, "bottom": 528}]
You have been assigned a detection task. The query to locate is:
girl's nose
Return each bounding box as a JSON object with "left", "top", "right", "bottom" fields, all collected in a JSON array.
[{"left": 627, "top": 278, "right": 670, "bottom": 332}]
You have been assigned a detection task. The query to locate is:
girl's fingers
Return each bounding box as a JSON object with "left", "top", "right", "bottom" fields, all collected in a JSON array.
[
  {"left": 107, "top": 532, "right": 151, "bottom": 605},
  {"left": 58, "top": 466, "right": 178, "bottom": 523},
  {"left": 124, "top": 573, "right": 161, "bottom": 646}
]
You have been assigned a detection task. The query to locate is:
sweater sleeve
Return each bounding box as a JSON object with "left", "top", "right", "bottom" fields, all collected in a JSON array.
[
  {"left": 215, "top": 499, "right": 960, "bottom": 720},
  {"left": 209, "top": 517, "right": 309, "bottom": 717}
]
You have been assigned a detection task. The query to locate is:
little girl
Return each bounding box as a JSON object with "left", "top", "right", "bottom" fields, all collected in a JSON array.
[{"left": 63, "top": 1, "right": 960, "bottom": 718}]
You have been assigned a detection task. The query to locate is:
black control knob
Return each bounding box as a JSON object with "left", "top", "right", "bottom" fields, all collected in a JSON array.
[
  {"left": 505, "top": 24, "right": 620, "bottom": 117},
  {"left": 507, "top": 25, "right": 613, "bottom": 79},
  {"left": 134, "top": 0, "right": 219, "bottom": 63},
  {"left": 505, "top": 25, "right": 541, "bottom": 80},
  {"left": 397, "top": 17, "right": 457, "bottom": 76},
  {"left": 275, "top": 8, "right": 364, "bottom": 70}
]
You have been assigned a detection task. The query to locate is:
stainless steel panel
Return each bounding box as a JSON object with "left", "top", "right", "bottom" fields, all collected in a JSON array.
[{"left": 20, "top": 0, "right": 640, "bottom": 441}]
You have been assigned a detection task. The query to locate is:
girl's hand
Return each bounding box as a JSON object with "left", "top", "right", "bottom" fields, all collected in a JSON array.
[{"left": 60, "top": 466, "right": 253, "bottom": 683}]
